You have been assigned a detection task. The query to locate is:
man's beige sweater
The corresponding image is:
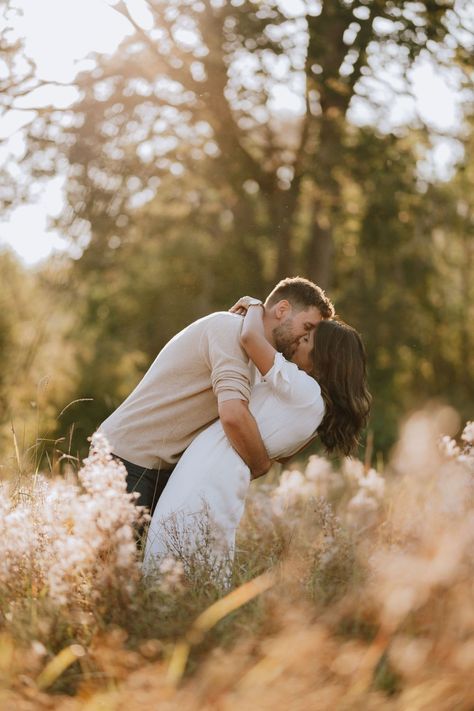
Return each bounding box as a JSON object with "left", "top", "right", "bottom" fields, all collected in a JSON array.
[{"left": 99, "top": 312, "right": 251, "bottom": 469}]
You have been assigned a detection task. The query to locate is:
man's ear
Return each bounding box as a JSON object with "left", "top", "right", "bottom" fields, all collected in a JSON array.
[{"left": 274, "top": 299, "right": 292, "bottom": 320}]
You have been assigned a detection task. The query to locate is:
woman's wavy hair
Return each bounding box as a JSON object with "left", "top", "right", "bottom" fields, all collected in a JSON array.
[{"left": 312, "top": 319, "right": 371, "bottom": 456}]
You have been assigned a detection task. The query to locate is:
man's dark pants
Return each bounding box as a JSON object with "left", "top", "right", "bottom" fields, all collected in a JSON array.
[{"left": 113, "top": 455, "right": 174, "bottom": 542}]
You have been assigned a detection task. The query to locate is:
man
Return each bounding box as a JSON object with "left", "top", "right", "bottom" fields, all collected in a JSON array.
[{"left": 98, "top": 276, "right": 334, "bottom": 515}]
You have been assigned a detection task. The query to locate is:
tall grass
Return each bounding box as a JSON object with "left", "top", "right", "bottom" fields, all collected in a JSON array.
[{"left": 0, "top": 408, "right": 473, "bottom": 709}]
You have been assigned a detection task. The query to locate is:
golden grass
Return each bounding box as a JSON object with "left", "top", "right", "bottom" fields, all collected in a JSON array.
[{"left": 0, "top": 407, "right": 473, "bottom": 709}]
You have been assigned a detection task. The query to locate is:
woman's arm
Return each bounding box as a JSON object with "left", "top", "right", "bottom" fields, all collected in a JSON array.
[{"left": 240, "top": 304, "right": 276, "bottom": 376}]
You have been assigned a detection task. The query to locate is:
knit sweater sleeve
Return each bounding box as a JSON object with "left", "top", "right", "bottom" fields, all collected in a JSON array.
[{"left": 203, "top": 313, "right": 252, "bottom": 403}]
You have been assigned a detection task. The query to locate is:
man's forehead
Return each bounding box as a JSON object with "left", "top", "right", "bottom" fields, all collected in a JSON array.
[{"left": 297, "top": 306, "right": 322, "bottom": 324}]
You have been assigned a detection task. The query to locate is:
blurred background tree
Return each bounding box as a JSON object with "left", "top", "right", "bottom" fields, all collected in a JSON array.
[{"left": 0, "top": 0, "right": 473, "bottom": 465}]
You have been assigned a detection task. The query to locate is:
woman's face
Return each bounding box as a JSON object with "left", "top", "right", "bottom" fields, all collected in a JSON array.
[{"left": 291, "top": 330, "right": 315, "bottom": 374}]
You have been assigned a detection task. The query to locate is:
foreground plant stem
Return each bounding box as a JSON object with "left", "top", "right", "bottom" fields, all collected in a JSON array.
[{"left": 167, "top": 570, "right": 275, "bottom": 686}]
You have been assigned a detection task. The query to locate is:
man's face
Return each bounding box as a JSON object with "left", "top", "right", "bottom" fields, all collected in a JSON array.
[{"left": 272, "top": 306, "right": 322, "bottom": 360}]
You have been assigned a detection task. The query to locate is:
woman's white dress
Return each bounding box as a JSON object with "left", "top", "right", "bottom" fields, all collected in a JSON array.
[{"left": 143, "top": 353, "right": 325, "bottom": 575}]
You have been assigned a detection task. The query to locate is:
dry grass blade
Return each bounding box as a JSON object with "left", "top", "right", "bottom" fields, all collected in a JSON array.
[
  {"left": 167, "top": 570, "right": 275, "bottom": 686},
  {"left": 10, "top": 420, "right": 21, "bottom": 472},
  {"left": 57, "top": 398, "right": 94, "bottom": 419},
  {"left": 36, "top": 644, "right": 86, "bottom": 691}
]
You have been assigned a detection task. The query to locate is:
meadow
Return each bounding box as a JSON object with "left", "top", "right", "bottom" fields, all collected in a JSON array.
[
  {"left": 1, "top": 1, "right": 473, "bottom": 707},
  {"left": 0, "top": 407, "right": 473, "bottom": 710}
]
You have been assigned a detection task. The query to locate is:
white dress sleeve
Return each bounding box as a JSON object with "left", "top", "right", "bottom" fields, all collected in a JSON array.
[{"left": 262, "top": 352, "right": 324, "bottom": 410}]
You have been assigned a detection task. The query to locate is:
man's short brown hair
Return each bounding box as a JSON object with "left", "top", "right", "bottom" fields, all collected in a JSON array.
[{"left": 265, "top": 276, "right": 335, "bottom": 319}]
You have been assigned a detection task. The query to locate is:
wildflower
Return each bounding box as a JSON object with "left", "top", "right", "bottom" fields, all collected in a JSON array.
[
  {"left": 439, "top": 423, "right": 474, "bottom": 475},
  {"left": 0, "top": 431, "right": 147, "bottom": 615},
  {"left": 271, "top": 469, "right": 315, "bottom": 514},
  {"left": 31, "top": 641, "right": 48, "bottom": 658},
  {"left": 461, "top": 421, "right": 474, "bottom": 446},
  {"left": 157, "top": 556, "right": 184, "bottom": 593},
  {"left": 439, "top": 435, "right": 460, "bottom": 458},
  {"left": 458, "top": 453, "right": 474, "bottom": 475},
  {"left": 358, "top": 468, "right": 385, "bottom": 500},
  {"left": 348, "top": 488, "right": 379, "bottom": 512},
  {"left": 342, "top": 458, "right": 365, "bottom": 486},
  {"left": 318, "top": 534, "right": 340, "bottom": 566},
  {"left": 346, "top": 488, "right": 379, "bottom": 529},
  {"left": 305, "top": 455, "right": 342, "bottom": 497}
]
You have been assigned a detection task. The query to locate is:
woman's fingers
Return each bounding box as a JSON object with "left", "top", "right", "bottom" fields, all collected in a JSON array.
[{"left": 229, "top": 297, "right": 250, "bottom": 313}]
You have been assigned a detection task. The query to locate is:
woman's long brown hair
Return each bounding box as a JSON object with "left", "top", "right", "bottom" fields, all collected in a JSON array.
[{"left": 312, "top": 320, "right": 371, "bottom": 456}]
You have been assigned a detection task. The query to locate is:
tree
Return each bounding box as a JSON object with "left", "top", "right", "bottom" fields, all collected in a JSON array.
[
  {"left": 20, "top": 0, "right": 471, "bottom": 287},
  {"left": 0, "top": 250, "right": 77, "bottom": 469},
  {"left": 1, "top": 0, "right": 473, "bottom": 459}
]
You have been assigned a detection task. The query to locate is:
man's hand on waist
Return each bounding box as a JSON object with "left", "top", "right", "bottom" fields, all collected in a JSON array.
[
  {"left": 218, "top": 399, "right": 270, "bottom": 479},
  {"left": 250, "top": 457, "right": 273, "bottom": 480}
]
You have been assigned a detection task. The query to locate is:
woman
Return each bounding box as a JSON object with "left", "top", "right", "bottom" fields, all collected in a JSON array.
[{"left": 143, "top": 303, "right": 371, "bottom": 578}]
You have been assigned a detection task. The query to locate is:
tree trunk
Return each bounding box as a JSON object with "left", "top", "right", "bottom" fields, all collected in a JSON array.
[
  {"left": 460, "top": 225, "right": 473, "bottom": 390},
  {"left": 268, "top": 182, "right": 305, "bottom": 281},
  {"left": 307, "top": 206, "right": 334, "bottom": 290}
]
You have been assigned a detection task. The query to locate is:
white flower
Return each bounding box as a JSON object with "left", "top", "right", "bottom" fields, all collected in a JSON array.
[
  {"left": 439, "top": 435, "right": 460, "bottom": 458},
  {"left": 346, "top": 488, "right": 380, "bottom": 529},
  {"left": 458, "top": 454, "right": 474, "bottom": 474},
  {"left": 461, "top": 422, "right": 474, "bottom": 446},
  {"left": 305, "top": 455, "right": 333, "bottom": 483},
  {"left": 0, "top": 430, "right": 146, "bottom": 611},
  {"left": 31, "top": 641, "right": 48, "bottom": 657},
  {"left": 158, "top": 556, "right": 184, "bottom": 592},
  {"left": 342, "top": 458, "right": 365, "bottom": 486},
  {"left": 439, "top": 423, "right": 474, "bottom": 476},
  {"left": 358, "top": 468, "right": 385, "bottom": 500},
  {"left": 304, "top": 455, "right": 342, "bottom": 497},
  {"left": 271, "top": 469, "right": 316, "bottom": 514},
  {"left": 348, "top": 488, "right": 379, "bottom": 512}
]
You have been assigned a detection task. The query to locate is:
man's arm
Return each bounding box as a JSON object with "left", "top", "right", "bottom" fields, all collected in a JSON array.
[
  {"left": 206, "top": 313, "right": 271, "bottom": 480},
  {"left": 218, "top": 399, "right": 272, "bottom": 480}
]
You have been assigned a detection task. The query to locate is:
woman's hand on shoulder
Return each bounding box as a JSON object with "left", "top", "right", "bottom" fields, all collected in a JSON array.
[{"left": 229, "top": 296, "right": 263, "bottom": 316}]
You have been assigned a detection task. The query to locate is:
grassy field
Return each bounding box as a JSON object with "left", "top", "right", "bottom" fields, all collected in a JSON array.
[{"left": 0, "top": 407, "right": 473, "bottom": 710}]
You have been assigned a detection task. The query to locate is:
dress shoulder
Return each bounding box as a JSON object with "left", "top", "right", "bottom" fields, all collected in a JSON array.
[{"left": 262, "top": 352, "right": 323, "bottom": 408}]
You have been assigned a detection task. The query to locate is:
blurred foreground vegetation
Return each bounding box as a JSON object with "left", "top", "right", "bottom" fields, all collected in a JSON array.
[
  {"left": 0, "top": 411, "right": 473, "bottom": 709},
  {"left": 0, "top": 0, "right": 473, "bottom": 468}
]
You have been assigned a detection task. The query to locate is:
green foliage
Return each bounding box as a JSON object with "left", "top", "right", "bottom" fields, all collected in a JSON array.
[
  {"left": 0, "top": 0, "right": 473, "bottom": 458},
  {"left": 373, "top": 651, "right": 403, "bottom": 696}
]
